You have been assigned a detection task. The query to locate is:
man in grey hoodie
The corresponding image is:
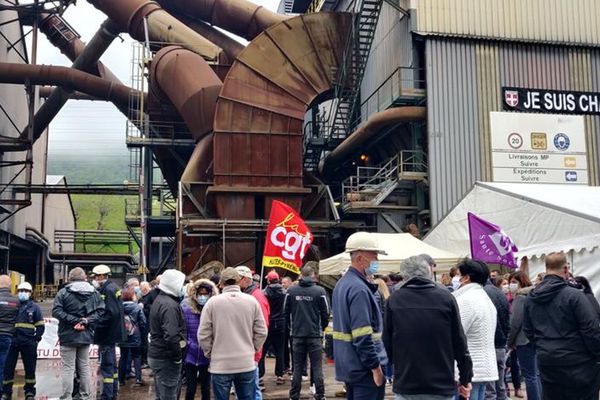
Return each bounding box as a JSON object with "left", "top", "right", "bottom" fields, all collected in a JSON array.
[{"left": 52, "top": 267, "right": 105, "bottom": 400}]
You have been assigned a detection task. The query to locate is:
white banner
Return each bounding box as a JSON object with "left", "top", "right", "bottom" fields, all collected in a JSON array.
[{"left": 37, "top": 318, "right": 119, "bottom": 359}]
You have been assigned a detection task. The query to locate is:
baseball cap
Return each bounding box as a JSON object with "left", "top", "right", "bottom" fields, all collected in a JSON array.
[
  {"left": 266, "top": 271, "right": 280, "bottom": 282},
  {"left": 345, "top": 232, "right": 387, "bottom": 255},
  {"left": 235, "top": 266, "right": 253, "bottom": 279},
  {"left": 221, "top": 267, "right": 241, "bottom": 284}
]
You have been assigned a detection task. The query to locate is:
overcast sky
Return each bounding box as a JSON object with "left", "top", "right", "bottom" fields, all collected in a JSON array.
[{"left": 35, "top": 0, "right": 280, "bottom": 159}]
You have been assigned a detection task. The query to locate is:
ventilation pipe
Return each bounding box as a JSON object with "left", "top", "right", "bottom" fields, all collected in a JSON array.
[
  {"left": 319, "top": 107, "right": 427, "bottom": 176},
  {"left": 88, "top": 0, "right": 228, "bottom": 62},
  {"left": 181, "top": 18, "right": 245, "bottom": 60},
  {"left": 150, "top": 46, "right": 223, "bottom": 140},
  {"left": 156, "top": 0, "right": 287, "bottom": 41},
  {"left": 0, "top": 63, "right": 135, "bottom": 107},
  {"left": 22, "top": 17, "right": 123, "bottom": 142}
]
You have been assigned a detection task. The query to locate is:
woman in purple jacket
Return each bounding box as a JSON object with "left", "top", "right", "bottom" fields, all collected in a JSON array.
[{"left": 182, "top": 278, "right": 218, "bottom": 400}]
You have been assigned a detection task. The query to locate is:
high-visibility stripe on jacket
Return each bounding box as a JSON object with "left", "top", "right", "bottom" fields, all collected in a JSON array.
[
  {"left": 332, "top": 267, "right": 388, "bottom": 383},
  {"left": 14, "top": 300, "right": 44, "bottom": 345}
]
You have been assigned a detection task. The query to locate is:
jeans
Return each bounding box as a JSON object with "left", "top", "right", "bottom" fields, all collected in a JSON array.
[
  {"left": 539, "top": 360, "right": 600, "bottom": 400},
  {"left": 60, "top": 344, "right": 91, "bottom": 400},
  {"left": 507, "top": 350, "right": 521, "bottom": 389},
  {"left": 470, "top": 382, "right": 488, "bottom": 400},
  {"left": 184, "top": 363, "right": 210, "bottom": 400},
  {"left": 211, "top": 370, "right": 255, "bottom": 400},
  {"left": 485, "top": 348, "right": 507, "bottom": 400},
  {"left": 148, "top": 357, "right": 182, "bottom": 400},
  {"left": 99, "top": 345, "right": 118, "bottom": 399},
  {"left": 290, "top": 337, "right": 324, "bottom": 400},
  {"left": 396, "top": 395, "right": 453, "bottom": 400},
  {"left": 516, "top": 344, "right": 541, "bottom": 400},
  {"left": 346, "top": 373, "right": 385, "bottom": 400},
  {"left": 253, "top": 366, "right": 262, "bottom": 400},
  {"left": 118, "top": 347, "right": 142, "bottom": 383},
  {"left": 2, "top": 342, "right": 37, "bottom": 396},
  {"left": 259, "top": 327, "right": 286, "bottom": 377}
]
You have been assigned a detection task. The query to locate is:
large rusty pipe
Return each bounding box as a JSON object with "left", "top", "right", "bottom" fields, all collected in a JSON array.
[
  {"left": 0, "top": 63, "right": 134, "bottom": 107},
  {"left": 319, "top": 107, "right": 427, "bottom": 176},
  {"left": 88, "top": 0, "right": 228, "bottom": 62},
  {"left": 156, "top": 0, "right": 286, "bottom": 41},
  {"left": 21, "top": 18, "right": 124, "bottom": 142},
  {"left": 39, "top": 86, "right": 104, "bottom": 100},
  {"left": 183, "top": 18, "right": 244, "bottom": 60},
  {"left": 150, "top": 46, "right": 223, "bottom": 140}
]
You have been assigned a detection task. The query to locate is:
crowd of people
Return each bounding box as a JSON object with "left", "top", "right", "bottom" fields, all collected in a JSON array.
[{"left": 0, "top": 231, "right": 597, "bottom": 400}]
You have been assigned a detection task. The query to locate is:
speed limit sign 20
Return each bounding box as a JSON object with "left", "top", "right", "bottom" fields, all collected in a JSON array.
[{"left": 508, "top": 133, "right": 523, "bottom": 149}]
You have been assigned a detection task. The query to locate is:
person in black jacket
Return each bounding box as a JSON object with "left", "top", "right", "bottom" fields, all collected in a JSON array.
[
  {"left": 284, "top": 264, "right": 330, "bottom": 400},
  {"left": 260, "top": 270, "right": 287, "bottom": 384},
  {"left": 52, "top": 267, "right": 105, "bottom": 400},
  {"left": 2, "top": 282, "right": 44, "bottom": 400},
  {"left": 524, "top": 252, "right": 600, "bottom": 400},
  {"left": 91, "top": 264, "right": 125, "bottom": 400},
  {"left": 148, "top": 269, "right": 187, "bottom": 400},
  {"left": 483, "top": 276, "right": 510, "bottom": 399},
  {"left": 0, "top": 275, "right": 17, "bottom": 399},
  {"left": 382, "top": 255, "right": 473, "bottom": 399}
]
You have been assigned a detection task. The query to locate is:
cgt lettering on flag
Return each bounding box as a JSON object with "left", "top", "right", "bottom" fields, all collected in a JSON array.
[{"left": 263, "top": 201, "right": 313, "bottom": 275}]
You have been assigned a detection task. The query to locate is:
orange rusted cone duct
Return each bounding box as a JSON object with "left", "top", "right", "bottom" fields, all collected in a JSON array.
[{"left": 150, "top": 46, "right": 223, "bottom": 140}]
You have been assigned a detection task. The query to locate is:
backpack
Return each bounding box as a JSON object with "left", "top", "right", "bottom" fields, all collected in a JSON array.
[{"left": 124, "top": 313, "right": 138, "bottom": 337}]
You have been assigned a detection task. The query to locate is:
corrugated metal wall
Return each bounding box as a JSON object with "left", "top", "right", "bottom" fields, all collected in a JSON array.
[
  {"left": 427, "top": 38, "right": 600, "bottom": 223},
  {"left": 414, "top": 0, "right": 600, "bottom": 47}
]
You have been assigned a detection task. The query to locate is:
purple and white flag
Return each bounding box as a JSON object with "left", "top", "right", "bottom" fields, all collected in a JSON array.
[{"left": 468, "top": 212, "right": 518, "bottom": 268}]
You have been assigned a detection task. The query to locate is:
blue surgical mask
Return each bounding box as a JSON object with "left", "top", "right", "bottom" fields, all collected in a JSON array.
[
  {"left": 134, "top": 287, "right": 142, "bottom": 297},
  {"left": 366, "top": 260, "right": 379, "bottom": 276},
  {"left": 179, "top": 287, "right": 185, "bottom": 298},
  {"left": 452, "top": 276, "right": 461, "bottom": 291},
  {"left": 18, "top": 292, "right": 30, "bottom": 302},
  {"left": 197, "top": 295, "right": 209, "bottom": 306}
]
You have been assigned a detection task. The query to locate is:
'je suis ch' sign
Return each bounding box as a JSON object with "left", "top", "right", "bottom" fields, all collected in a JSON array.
[{"left": 502, "top": 87, "right": 600, "bottom": 115}]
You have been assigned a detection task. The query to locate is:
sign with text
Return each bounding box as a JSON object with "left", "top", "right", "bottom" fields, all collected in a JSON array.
[
  {"left": 262, "top": 201, "right": 313, "bottom": 275},
  {"left": 502, "top": 87, "right": 600, "bottom": 115},
  {"left": 490, "top": 112, "right": 588, "bottom": 184}
]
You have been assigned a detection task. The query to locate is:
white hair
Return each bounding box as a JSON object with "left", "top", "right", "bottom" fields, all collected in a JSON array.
[{"left": 400, "top": 256, "right": 431, "bottom": 280}]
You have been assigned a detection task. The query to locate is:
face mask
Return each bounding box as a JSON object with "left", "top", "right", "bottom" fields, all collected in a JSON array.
[
  {"left": 501, "top": 284, "right": 509, "bottom": 294},
  {"left": 91, "top": 280, "right": 99, "bottom": 289},
  {"left": 134, "top": 287, "right": 142, "bottom": 297},
  {"left": 452, "top": 276, "right": 461, "bottom": 291},
  {"left": 17, "top": 292, "right": 30, "bottom": 302},
  {"left": 197, "top": 295, "right": 209, "bottom": 306},
  {"left": 509, "top": 283, "right": 519, "bottom": 293},
  {"left": 179, "top": 287, "right": 185, "bottom": 299},
  {"left": 366, "top": 260, "right": 379, "bottom": 276}
]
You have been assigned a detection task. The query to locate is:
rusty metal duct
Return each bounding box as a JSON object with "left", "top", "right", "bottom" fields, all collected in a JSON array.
[
  {"left": 150, "top": 46, "right": 223, "bottom": 140},
  {"left": 181, "top": 18, "right": 245, "bottom": 61},
  {"left": 156, "top": 0, "right": 287, "bottom": 41},
  {"left": 209, "top": 12, "right": 351, "bottom": 217},
  {"left": 23, "top": 17, "right": 123, "bottom": 142},
  {"left": 0, "top": 63, "right": 134, "bottom": 107},
  {"left": 87, "top": 0, "right": 228, "bottom": 62},
  {"left": 320, "top": 107, "right": 427, "bottom": 176}
]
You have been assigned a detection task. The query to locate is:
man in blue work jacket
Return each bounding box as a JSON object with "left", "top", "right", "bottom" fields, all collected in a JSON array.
[
  {"left": 332, "top": 231, "right": 388, "bottom": 400},
  {"left": 1, "top": 282, "right": 44, "bottom": 400}
]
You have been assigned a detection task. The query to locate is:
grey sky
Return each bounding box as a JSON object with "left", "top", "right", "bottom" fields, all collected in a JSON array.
[{"left": 36, "top": 0, "right": 280, "bottom": 157}]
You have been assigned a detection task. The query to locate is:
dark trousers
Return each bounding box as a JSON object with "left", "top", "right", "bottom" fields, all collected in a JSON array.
[
  {"left": 185, "top": 363, "right": 210, "bottom": 400},
  {"left": 346, "top": 373, "right": 385, "bottom": 400},
  {"left": 118, "top": 346, "right": 142, "bottom": 383},
  {"left": 283, "top": 328, "right": 290, "bottom": 371},
  {"left": 140, "top": 329, "right": 148, "bottom": 365},
  {"left": 0, "top": 335, "right": 12, "bottom": 395},
  {"left": 539, "top": 361, "right": 600, "bottom": 400},
  {"left": 2, "top": 342, "right": 37, "bottom": 396},
  {"left": 99, "top": 345, "right": 118, "bottom": 400},
  {"left": 149, "top": 357, "right": 182, "bottom": 400},
  {"left": 289, "top": 337, "right": 324, "bottom": 400},
  {"left": 260, "top": 328, "right": 286, "bottom": 377}
]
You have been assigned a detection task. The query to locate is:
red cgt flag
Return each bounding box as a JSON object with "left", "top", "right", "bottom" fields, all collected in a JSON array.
[{"left": 262, "top": 201, "right": 313, "bottom": 275}]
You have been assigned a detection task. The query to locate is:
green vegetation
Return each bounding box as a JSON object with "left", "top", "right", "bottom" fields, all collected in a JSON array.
[{"left": 48, "top": 154, "right": 131, "bottom": 185}]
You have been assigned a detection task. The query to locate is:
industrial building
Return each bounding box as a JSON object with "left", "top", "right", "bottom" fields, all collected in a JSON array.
[{"left": 0, "top": 0, "right": 598, "bottom": 282}]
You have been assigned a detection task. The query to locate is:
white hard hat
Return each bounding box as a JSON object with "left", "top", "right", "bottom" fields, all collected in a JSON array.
[
  {"left": 17, "top": 282, "right": 32, "bottom": 292},
  {"left": 92, "top": 264, "right": 111, "bottom": 275},
  {"left": 345, "top": 232, "right": 387, "bottom": 255}
]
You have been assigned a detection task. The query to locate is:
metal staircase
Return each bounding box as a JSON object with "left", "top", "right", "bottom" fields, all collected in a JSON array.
[{"left": 303, "top": 0, "right": 383, "bottom": 171}]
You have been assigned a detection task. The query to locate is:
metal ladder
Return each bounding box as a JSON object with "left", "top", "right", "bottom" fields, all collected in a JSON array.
[{"left": 303, "top": 0, "right": 383, "bottom": 171}]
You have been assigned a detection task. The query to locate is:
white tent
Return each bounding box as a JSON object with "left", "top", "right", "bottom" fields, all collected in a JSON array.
[
  {"left": 424, "top": 182, "right": 600, "bottom": 296},
  {"left": 319, "top": 233, "right": 461, "bottom": 276}
]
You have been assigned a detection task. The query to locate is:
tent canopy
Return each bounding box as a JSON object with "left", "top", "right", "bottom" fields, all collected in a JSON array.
[
  {"left": 424, "top": 182, "right": 600, "bottom": 259},
  {"left": 319, "top": 233, "right": 461, "bottom": 276}
]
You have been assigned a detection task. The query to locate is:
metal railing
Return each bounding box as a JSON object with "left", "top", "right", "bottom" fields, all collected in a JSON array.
[
  {"left": 360, "top": 66, "right": 426, "bottom": 122},
  {"left": 54, "top": 229, "right": 136, "bottom": 254},
  {"left": 341, "top": 150, "right": 427, "bottom": 206}
]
